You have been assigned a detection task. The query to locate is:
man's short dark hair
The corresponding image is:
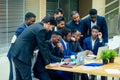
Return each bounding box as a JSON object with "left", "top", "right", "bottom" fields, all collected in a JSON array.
[
  {"left": 56, "top": 16, "right": 65, "bottom": 24},
  {"left": 42, "top": 15, "right": 56, "bottom": 25},
  {"left": 59, "top": 27, "right": 71, "bottom": 38},
  {"left": 92, "top": 25, "right": 100, "bottom": 31},
  {"left": 52, "top": 31, "right": 62, "bottom": 37},
  {"left": 25, "top": 12, "right": 36, "bottom": 20},
  {"left": 71, "top": 11, "right": 79, "bottom": 17},
  {"left": 89, "top": 9, "right": 97, "bottom": 15},
  {"left": 54, "top": 8, "right": 63, "bottom": 14},
  {"left": 71, "top": 29, "right": 78, "bottom": 34}
]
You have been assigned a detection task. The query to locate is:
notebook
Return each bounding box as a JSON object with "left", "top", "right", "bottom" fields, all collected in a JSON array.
[{"left": 84, "top": 63, "right": 103, "bottom": 66}]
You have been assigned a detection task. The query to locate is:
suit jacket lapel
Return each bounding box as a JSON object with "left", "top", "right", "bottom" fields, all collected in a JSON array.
[
  {"left": 60, "top": 40, "right": 67, "bottom": 55},
  {"left": 88, "top": 18, "right": 91, "bottom": 29},
  {"left": 87, "top": 18, "right": 91, "bottom": 35},
  {"left": 90, "top": 37, "right": 92, "bottom": 50},
  {"left": 97, "top": 16, "right": 99, "bottom": 26}
]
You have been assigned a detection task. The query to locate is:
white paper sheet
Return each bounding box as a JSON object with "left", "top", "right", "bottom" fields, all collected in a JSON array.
[{"left": 105, "top": 69, "right": 120, "bottom": 74}]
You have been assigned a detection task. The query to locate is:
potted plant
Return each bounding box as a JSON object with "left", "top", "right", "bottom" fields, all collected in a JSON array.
[
  {"left": 108, "top": 49, "right": 117, "bottom": 63},
  {"left": 100, "top": 50, "right": 109, "bottom": 64}
]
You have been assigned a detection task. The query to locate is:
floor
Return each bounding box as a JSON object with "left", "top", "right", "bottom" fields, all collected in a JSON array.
[{"left": 0, "top": 53, "right": 38, "bottom": 80}]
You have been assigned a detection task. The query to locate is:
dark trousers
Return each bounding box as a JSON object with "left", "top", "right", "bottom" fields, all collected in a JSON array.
[
  {"left": 73, "top": 73, "right": 89, "bottom": 80},
  {"left": 7, "top": 45, "right": 14, "bottom": 80},
  {"left": 90, "top": 75, "right": 107, "bottom": 80},
  {"left": 8, "top": 56, "right": 13, "bottom": 80},
  {"left": 13, "top": 57, "right": 32, "bottom": 80},
  {"left": 54, "top": 70, "right": 73, "bottom": 80},
  {"left": 33, "top": 55, "right": 51, "bottom": 80},
  {"left": 34, "top": 70, "right": 51, "bottom": 80},
  {"left": 81, "top": 73, "right": 89, "bottom": 80}
]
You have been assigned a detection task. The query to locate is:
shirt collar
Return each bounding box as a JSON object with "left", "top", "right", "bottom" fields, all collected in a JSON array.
[{"left": 25, "top": 23, "right": 29, "bottom": 27}]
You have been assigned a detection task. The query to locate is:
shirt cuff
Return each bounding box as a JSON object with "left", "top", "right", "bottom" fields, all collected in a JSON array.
[{"left": 99, "top": 39, "right": 103, "bottom": 43}]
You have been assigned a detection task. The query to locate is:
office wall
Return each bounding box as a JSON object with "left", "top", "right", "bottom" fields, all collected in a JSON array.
[
  {"left": 92, "top": 0, "right": 105, "bottom": 15},
  {"left": 105, "top": 0, "right": 119, "bottom": 38},
  {"left": 79, "top": 0, "right": 92, "bottom": 18},
  {"left": 25, "top": 0, "right": 46, "bottom": 22},
  {"left": 39, "top": 0, "right": 46, "bottom": 21},
  {"left": 79, "top": 0, "right": 105, "bottom": 18},
  {"left": 105, "top": 0, "right": 119, "bottom": 18},
  {"left": 119, "top": 0, "right": 120, "bottom": 13}
]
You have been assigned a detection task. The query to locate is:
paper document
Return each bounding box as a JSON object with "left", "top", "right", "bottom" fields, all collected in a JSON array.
[
  {"left": 105, "top": 69, "right": 120, "bottom": 74},
  {"left": 79, "top": 66, "right": 100, "bottom": 70},
  {"left": 11, "top": 35, "right": 17, "bottom": 43}
]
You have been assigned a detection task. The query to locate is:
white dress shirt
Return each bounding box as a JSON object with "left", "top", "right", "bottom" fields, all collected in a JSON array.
[
  {"left": 91, "top": 21, "right": 97, "bottom": 28},
  {"left": 92, "top": 38, "right": 97, "bottom": 50}
]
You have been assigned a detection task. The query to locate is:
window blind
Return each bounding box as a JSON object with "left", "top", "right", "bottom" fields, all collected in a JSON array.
[{"left": 0, "top": 0, "right": 24, "bottom": 54}]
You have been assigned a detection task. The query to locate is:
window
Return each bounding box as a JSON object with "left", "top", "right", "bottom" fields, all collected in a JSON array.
[
  {"left": 46, "top": 0, "right": 79, "bottom": 22},
  {"left": 105, "top": 0, "right": 120, "bottom": 38},
  {"left": 0, "top": 0, "right": 24, "bottom": 54}
]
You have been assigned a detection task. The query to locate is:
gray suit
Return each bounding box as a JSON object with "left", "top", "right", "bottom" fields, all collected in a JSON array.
[{"left": 10, "top": 22, "right": 52, "bottom": 80}]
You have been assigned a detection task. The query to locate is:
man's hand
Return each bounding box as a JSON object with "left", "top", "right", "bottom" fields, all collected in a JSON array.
[
  {"left": 63, "top": 58, "right": 72, "bottom": 62},
  {"left": 71, "top": 37, "right": 76, "bottom": 42},
  {"left": 57, "top": 42, "right": 64, "bottom": 53},
  {"left": 98, "top": 32, "right": 102, "bottom": 41},
  {"left": 85, "top": 50, "right": 93, "bottom": 55}
]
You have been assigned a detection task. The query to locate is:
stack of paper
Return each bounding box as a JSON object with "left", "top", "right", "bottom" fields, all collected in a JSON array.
[
  {"left": 80, "top": 66, "right": 100, "bottom": 70},
  {"left": 105, "top": 69, "right": 120, "bottom": 74}
]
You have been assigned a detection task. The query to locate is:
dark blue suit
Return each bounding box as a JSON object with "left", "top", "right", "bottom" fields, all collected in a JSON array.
[
  {"left": 46, "top": 40, "right": 64, "bottom": 58},
  {"left": 60, "top": 39, "right": 77, "bottom": 58},
  {"left": 7, "top": 23, "right": 27, "bottom": 58},
  {"left": 69, "top": 41, "right": 83, "bottom": 52},
  {"left": 66, "top": 20, "right": 84, "bottom": 33},
  {"left": 49, "top": 39, "right": 75, "bottom": 80},
  {"left": 7, "top": 23, "right": 27, "bottom": 80},
  {"left": 15, "top": 23, "right": 28, "bottom": 37},
  {"left": 83, "top": 37, "right": 105, "bottom": 55},
  {"left": 66, "top": 20, "right": 85, "bottom": 47},
  {"left": 83, "top": 16, "right": 108, "bottom": 43},
  {"left": 59, "top": 40, "right": 89, "bottom": 80}
]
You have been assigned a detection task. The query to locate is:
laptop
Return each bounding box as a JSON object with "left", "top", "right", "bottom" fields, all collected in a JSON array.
[
  {"left": 76, "top": 51, "right": 86, "bottom": 65},
  {"left": 86, "top": 46, "right": 109, "bottom": 59}
]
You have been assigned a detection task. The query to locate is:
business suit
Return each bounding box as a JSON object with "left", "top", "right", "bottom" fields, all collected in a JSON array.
[
  {"left": 66, "top": 20, "right": 85, "bottom": 47},
  {"left": 46, "top": 40, "right": 73, "bottom": 80},
  {"left": 7, "top": 23, "right": 28, "bottom": 59},
  {"left": 83, "top": 16, "right": 108, "bottom": 43},
  {"left": 69, "top": 41, "right": 89, "bottom": 80},
  {"left": 10, "top": 22, "right": 54, "bottom": 80},
  {"left": 60, "top": 40, "right": 88, "bottom": 80},
  {"left": 83, "top": 37, "right": 105, "bottom": 80},
  {"left": 83, "top": 37, "right": 105, "bottom": 55},
  {"left": 15, "top": 23, "right": 28, "bottom": 37},
  {"left": 7, "top": 23, "right": 28, "bottom": 80},
  {"left": 60, "top": 39, "right": 77, "bottom": 58},
  {"left": 69, "top": 41, "right": 83, "bottom": 52},
  {"left": 33, "top": 50, "right": 61, "bottom": 80},
  {"left": 46, "top": 40, "right": 63, "bottom": 58},
  {"left": 42, "top": 40, "right": 64, "bottom": 80}
]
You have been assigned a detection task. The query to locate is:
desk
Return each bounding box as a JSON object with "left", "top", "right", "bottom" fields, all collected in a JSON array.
[{"left": 46, "top": 57, "right": 120, "bottom": 78}]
